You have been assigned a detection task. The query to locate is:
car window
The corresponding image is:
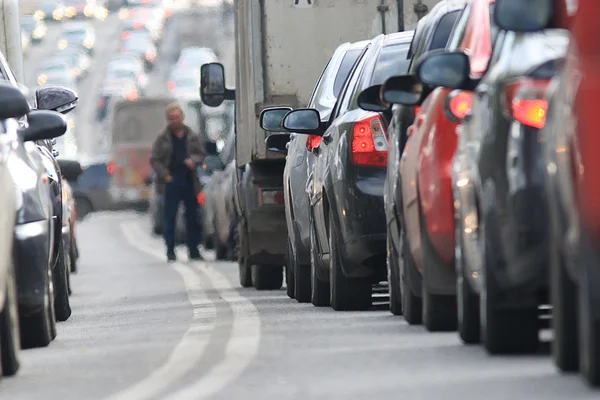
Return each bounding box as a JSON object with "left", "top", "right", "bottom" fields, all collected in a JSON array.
[
  {"left": 446, "top": 5, "right": 470, "bottom": 50},
  {"left": 332, "top": 49, "right": 362, "bottom": 97},
  {"left": 430, "top": 10, "right": 461, "bottom": 50},
  {"left": 370, "top": 43, "right": 411, "bottom": 85},
  {"left": 73, "top": 164, "right": 110, "bottom": 188},
  {"left": 336, "top": 50, "right": 370, "bottom": 117}
]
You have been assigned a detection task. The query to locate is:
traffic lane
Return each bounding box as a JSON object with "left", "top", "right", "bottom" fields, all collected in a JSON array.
[{"left": 0, "top": 213, "right": 192, "bottom": 400}]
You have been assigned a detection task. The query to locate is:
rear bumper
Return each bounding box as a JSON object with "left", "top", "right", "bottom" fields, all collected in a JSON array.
[{"left": 14, "top": 220, "right": 51, "bottom": 316}]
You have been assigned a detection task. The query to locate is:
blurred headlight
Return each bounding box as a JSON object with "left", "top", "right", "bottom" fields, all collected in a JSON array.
[
  {"left": 119, "top": 8, "right": 128, "bottom": 20},
  {"left": 53, "top": 10, "right": 63, "bottom": 20},
  {"left": 32, "top": 29, "right": 43, "bottom": 39},
  {"left": 84, "top": 5, "right": 94, "bottom": 17},
  {"left": 58, "top": 39, "right": 67, "bottom": 49},
  {"left": 34, "top": 10, "right": 45, "bottom": 20},
  {"left": 84, "top": 38, "right": 94, "bottom": 48},
  {"left": 37, "top": 74, "right": 47, "bottom": 86}
]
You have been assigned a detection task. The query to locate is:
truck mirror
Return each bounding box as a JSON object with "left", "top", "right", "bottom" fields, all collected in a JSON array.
[
  {"left": 201, "top": 62, "right": 226, "bottom": 107},
  {"left": 260, "top": 107, "right": 292, "bottom": 132},
  {"left": 357, "top": 85, "right": 389, "bottom": 112},
  {"left": 35, "top": 86, "right": 79, "bottom": 115},
  {"left": 494, "top": 0, "right": 553, "bottom": 32}
]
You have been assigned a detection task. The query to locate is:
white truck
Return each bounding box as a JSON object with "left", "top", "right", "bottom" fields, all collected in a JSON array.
[{"left": 200, "top": 1, "right": 408, "bottom": 289}]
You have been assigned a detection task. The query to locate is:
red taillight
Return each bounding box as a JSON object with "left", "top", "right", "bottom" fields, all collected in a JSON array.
[
  {"left": 503, "top": 78, "right": 550, "bottom": 129},
  {"left": 167, "top": 80, "right": 175, "bottom": 91},
  {"left": 306, "top": 135, "right": 321, "bottom": 152},
  {"left": 350, "top": 113, "right": 388, "bottom": 168},
  {"left": 413, "top": 106, "right": 421, "bottom": 117},
  {"left": 121, "top": 31, "right": 131, "bottom": 40},
  {"left": 97, "top": 98, "right": 105, "bottom": 107},
  {"left": 133, "top": 22, "right": 144, "bottom": 29},
  {"left": 446, "top": 90, "right": 473, "bottom": 121},
  {"left": 106, "top": 161, "right": 115, "bottom": 175},
  {"left": 197, "top": 191, "right": 205, "bottom": 206},
  {"left": 258, "top": 189, "right": 284, "bottom": 206}
]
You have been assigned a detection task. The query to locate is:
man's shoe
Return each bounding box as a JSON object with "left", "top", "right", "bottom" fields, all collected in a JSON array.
[
  {"left": 167, "top": 253, "right": 177, "bottom": 262},
  {"left": 189, "top": 249, "right": 203, "bottom": 261}
]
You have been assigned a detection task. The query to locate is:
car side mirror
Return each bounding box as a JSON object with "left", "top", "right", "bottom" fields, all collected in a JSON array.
[
  {"left": 0, "top": 82, "right": 30, "bottom": 119},
  {"left": 35, "top": 86, "right": 79, "bottom": 115},
  {"left": 282, "top": 109, "right": 325, "bottom": 136},
  {"left": 260, "top": 107, "right": 293, "bottom": 132},
  {"left": 494, "top": 0, "right": 553, "bottom": 32},
  {"left": 200, "top": 62, "right": 235, "bottom": 108},
  {"left": 416, "top": 50, "right": 471, "bottom": 90},
  {"left": 57, "top": 159, "right": 83, "bottom": 181},
  {"left": 21, "top": 110, "right": 67, "bottom": 142},
  {"left": 265, "top": 133, "right": 291, "bottom": 153},
  {"left": 381, "top": 74, "right": 423, "bottom": 106},
  {"left": 357, "top": 84, "right": 389, "bottom": 112}
]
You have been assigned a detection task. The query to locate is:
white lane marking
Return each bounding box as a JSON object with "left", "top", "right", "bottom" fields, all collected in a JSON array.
[
  {"left": 106, "top": 222, "right": 216, "bottom": 400},
  {"left": 162, "top": 260, "right": 261, "bottom": 400}
]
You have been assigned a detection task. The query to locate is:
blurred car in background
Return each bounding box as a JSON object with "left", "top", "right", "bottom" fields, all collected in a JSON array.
[
  {"left": 21, "top": 31, "right": 31, "bottom": 56},
  {"left": 69, "top": 156, "right": 114, "bottom": 220},
  {"left": 51, "top": 48, "right": 91, "bottom": 81},
  {"left": 43, "top": 74, "right": 78, "bottom": 92},
  {"left": 21, "top": 16, "right": 48, "bottom": 44},
  {"left": 175, "top": 46, "right": 217, "bottom": 69},
  {"left": 95, "top": 82, "right": 138, "bottom": 122},
  {"left": 37, "top": 61, "right": 72, "bottom": 86},
  {"left": 167, "top": 70, "right": 200, "bottom": 98},
  {"left": 120, "top": 36, "right": 157, "bottom": 70},
  {"left": 63, "top": 0, "right": 96, "bottom": 19},
  {"left": 58, "top": 22, "right": 96, "bottom": 54},
  {"left": 104, "top": 67, "right": 148, "bottom": 95},
  {"left": 121, "top": 17, "right": 161, "bottom": 44},
  {"left": 34, "top": 1, "right": 65, "bottom": 22}
]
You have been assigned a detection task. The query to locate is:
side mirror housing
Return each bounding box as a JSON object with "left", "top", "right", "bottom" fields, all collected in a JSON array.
[
  {"left": 357, "top": 84, "right": 389, "bottom": 112},
  {"left": 260, "top": 107, "right": 293, "bottom": 132},
  {"left": 416, "top": 50, "right": 471, "bottom": 90},
  {"left": 21, "top": 110, "right": 67, "bottom": 142},
  {"left": 494, "top": 0, "right": 553, "bottom": 32},
  {"left": 381, "top": 74, "right": 423, "bottom": 106},
  {"left": 200, "top": 62, "right": 235, "bottom": 108},
  {"left": 35, "top": 86, "right": 79, "bottom": 114},
  {"left": 282, "top": 109, "right": 324, "bottom": 136},
  {"left": 57, "top": 159, "right": 83, "bottom": 182},
  {"left": 0, "top": 82, "right": 30, "bottom": 119},
  {"left": 265, "top": 133, "right": 291, "bottom": 153}
]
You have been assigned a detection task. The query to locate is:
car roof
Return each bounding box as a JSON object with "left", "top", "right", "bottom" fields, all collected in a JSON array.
[{"left": 385, "top": 30, "right": 416, "bottom": 45}]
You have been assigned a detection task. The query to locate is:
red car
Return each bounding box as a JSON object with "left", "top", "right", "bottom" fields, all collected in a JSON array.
[{"left": 396, "top": 0, "right": 497, "bottom": 331}]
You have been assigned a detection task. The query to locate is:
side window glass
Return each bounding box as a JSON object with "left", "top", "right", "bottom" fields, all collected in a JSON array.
[
  {"left": 489, "top": 31, "right": 508, "bottom": 67},
  {"left": 329, "top": 47, "right": 368, "bottom": 121},
  {"left": 337, "top": 54, "right": 368, "bottom": 117},
  {"left": 446, "top": 5, "right": 470, "bottom": 50},
  {"left": 307, "top": 59, "right": 331, "bottom": 107}
]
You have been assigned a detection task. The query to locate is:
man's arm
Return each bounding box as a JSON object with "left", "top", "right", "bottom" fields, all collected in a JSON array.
[
  {"left": 150, "top": 136, "right": 171, "bottom": 179},
  {"left": 188, "top": 133, "right": 206, "bottom": 165}
]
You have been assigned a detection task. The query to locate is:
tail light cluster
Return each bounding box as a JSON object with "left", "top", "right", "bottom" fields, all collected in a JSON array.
[
  {"left": 106, "top": 161, "right": 115, "bottom": 176},
  {"left": 350, "top": 113, "right": 388, "bottom": 168},
  {"left": 413, "top": 105, "right": 421, "bottom": 117},
  {"left": 197, "top": 191, "right": 205, "bottom": 206},
  {"left": 503, "top": 78, "right": 550, "bottom": 129},
  {"left": 258, "top": 189, "right": 284, "bottom": 206},
  {"left": 121, "top": 31, "right": 131, "bottom": 40},
  {"left": 445, "top": 90, "right": 474, "bottom": 122},
  {"left": 306, "top": 135, "right": 321, "bottom": 152}
]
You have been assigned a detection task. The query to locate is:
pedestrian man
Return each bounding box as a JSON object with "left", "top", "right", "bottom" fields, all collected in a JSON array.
[{"left": 150, "top": 103, "right": 206, "bottom": 262}]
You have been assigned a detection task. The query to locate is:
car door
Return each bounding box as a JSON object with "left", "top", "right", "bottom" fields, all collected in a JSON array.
[{"left": 0, "top": 120, "right": 18, "bottom": 298}]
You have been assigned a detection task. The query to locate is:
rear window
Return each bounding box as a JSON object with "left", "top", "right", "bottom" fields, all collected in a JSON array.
[
  {"left": 333, "top": 49, "right": 362, "bottom": 97},
  {"left": 430, "top": 10, "right": 461, "bottom": 50},
  {"left": 370, "top": 43, "right": 411, "bottom": 85}
]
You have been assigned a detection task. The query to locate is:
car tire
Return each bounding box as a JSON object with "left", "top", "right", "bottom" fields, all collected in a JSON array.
[
  {"left": 579, "top": 236, "right": 600, "bottom": 386},
  {"left": 237, "top": 222, "right": 253, "bottom": 288},
  {"left": 251, "top": 265, "right": 283, "bottom": 290},
  {"left": 20, "top": 265, "right": 54, "bottom": 349},
  {"left": 387, "top": 232, "right": 402, "bottom": 316},
  {"left": 285, "top": 238, "right": 295, "bottom": 299},
  {"left": 329, "top": 214, "right": 371, "bottom": 311},
  {"left": 70, "top": 234, "right": 79, "bottom": 274},
  {"left": 400, "top": 226, "right": 422, "bottom": 324},
  {"left": 53, "top": 240, "right": 72, "bottom": 322},
  {"left": 550, "top": 217, "right": 578, "bottom": 371},
  {"left": 480, "top": 212, "right": 538, "bottom": 354},
  {"left": 456, "top": 239, "right": 480, "bottom": 343},
  {"left": 310, "top": 221, "right": 329, "bottom": 307},
  {"left": 0, "top": 259, "right": 20, "bottom": 376}
]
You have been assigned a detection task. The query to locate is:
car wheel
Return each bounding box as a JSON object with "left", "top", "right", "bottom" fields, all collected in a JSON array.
[
  {"left": 20, "top": 264, "right": 53, "bottom": 349},
  {"left": 251, "top": 265, "right": 283, "bottom": 290},
  {"left": 329, "top": 214, "right": 371, "bottom": 311},
  {"left": 579, "top": 236, "right": 600, "bottom": 386},
  {"left": 237, "top": 222, "right": 252, "bottom": 288},
  {"left": 53, "top": 240, "right": 72, "bottom": 322},
  {"left": 400, "top": 225, "right": 422, "bottom": 324},
  {"left": 285, "top": 238, "right": 295, "bottom": 299},
  {"left": 70, "top": 234, "right": 79, "bottom": 274},
  {"left": 480, "top": 211, "right": 538, "bottom": 354},
  {"left": 550, "top": 216, "right": 578, "bottom": 371},
  {"left": 0, "top": 259, "right": 20, "bottom": 376},
  {"left": 387, "top": 232, "right": 402, "bottom": 316},
  {"left": 309, "top": 220, "right": 329, "bottom": 307}
]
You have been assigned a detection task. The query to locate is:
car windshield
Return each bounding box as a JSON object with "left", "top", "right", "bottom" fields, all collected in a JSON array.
[{"left": 370, "top": 42, "right": 411, "bottom": 85}]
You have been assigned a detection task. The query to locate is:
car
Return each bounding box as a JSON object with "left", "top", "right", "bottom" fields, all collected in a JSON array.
[
  {"left": 167, "top": 70, "right": 200, "bottom": 98},
  {"left": 56, "top": 159, "right": 84, "bottom": 276},
  {"left": 58, "top": 23, "right": 95, "bottom": 54},
  {"left": 34, "top": 2, "right": 65, "bottom": 22},
  {"left": 63, "top": 0, "right": 96, "bottom": 19},
  {"left": 416, "top": 2, "right": 568, "bottom": 353},
  {"left": 381, "top": 0, "right": 499, "bottom": 332},
  {"left": 50, "top": 48, "right": 91, "bottom": 81},
  {"left": 37, "top": 61, "right": 72, "bottom": 86},
  {"left": 378, "top": 0, "right": 467, "bottom": 318},
  {"left": 69, "top": 155, "right": 115, "bottom": 220},
  {"left": 104, "top": 67, "right": 148, "bottom": 94},
  {"left": 121, "top": 18, "right": 161, "bottom": 43},
  {"left": 259, "top": 40, "right": 367, "bottom": 301},
  {"left": 282, "top": 31, "right": 414, "bottom": 310},
  {"left": 176, "top": 47, "right": 217, "bottom": 69},
  {"left": 120, "top": 36, "right": 157, "bottom": 70},
  {"left": 21, "top": 16, "right": 47, "bottom": 44}
]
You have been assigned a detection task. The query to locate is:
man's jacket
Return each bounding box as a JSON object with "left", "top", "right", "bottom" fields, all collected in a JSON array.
[{"left": 150, "top": 125, "right": 206, "bottom": 195}]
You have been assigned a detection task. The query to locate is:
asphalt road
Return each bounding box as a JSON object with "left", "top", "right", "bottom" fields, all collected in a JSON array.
[{"left": 7, "top": 7, "right": 600, "bottom": 400}]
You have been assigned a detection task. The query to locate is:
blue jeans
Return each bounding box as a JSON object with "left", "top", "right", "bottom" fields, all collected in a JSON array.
[{"left": 163, "top": 177, "right": 199, "bottom": 255}]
